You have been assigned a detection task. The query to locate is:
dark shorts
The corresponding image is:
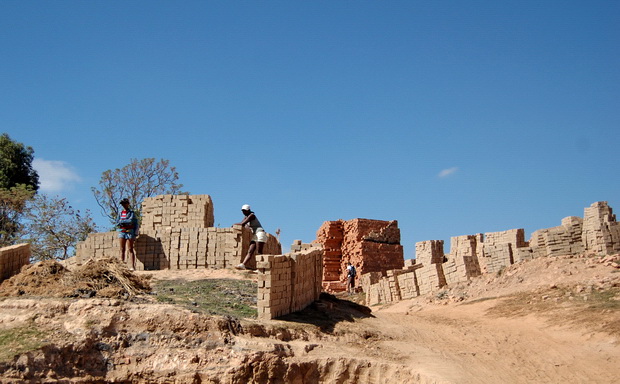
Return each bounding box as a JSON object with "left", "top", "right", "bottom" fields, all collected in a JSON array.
[{"left": 118, "top": 232, "right": 136, "bottom": 240}]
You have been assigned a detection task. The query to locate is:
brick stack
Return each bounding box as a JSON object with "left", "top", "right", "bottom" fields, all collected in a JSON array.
[
  {"left": 315, "top": 218, "right": 404, "bottom": 292},
  {"left": 363, "top": 264, "right": 422, "bottom": 306},
  {"left": 290, "top": 239, "right": 322, "bottom": 253},
  {"left": 315, "top": 220, "right": 345, "bottom": 283},
  {"left": 74, "top": 194, "right": 281, "bottom": 271},
  {"left": 140, "top": 194, "right": 214, "bottom": 231},
  {"left": 479, "top": 229, "right": 525, "bottom": 273},
  {"left": 341, "top": 219, "right": 404, "bottom": 279},
  {"left": 528, "top": 216, "right": 584, "bottom": 258},
  {"left": 582, "top": 201, "right": 620, "bottom": 255},
  {"left": 396, "top": 265, "right": 423, "bottom": 300},
  {"left": 362, "top": 201, "right": 620, "bottom": 307},
  {"left": 0, "top": 243, "right": 30, "bottom": 282},
  {"left": 443, "top": 234, "right": 482, "bottom": 285},
  {"left": 414, "top": 240, "right": 447, "bottom": 295},
  {"left": 256, "top": 246, "right": 323, "bottom": 320}
]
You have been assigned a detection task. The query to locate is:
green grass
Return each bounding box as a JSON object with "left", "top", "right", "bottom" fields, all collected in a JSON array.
[
  {"left": 153, "top": 278, "right": 258, "bottom": 318},
  {"left": 0, "top": 325, "right": 47, "bottom": 362}
]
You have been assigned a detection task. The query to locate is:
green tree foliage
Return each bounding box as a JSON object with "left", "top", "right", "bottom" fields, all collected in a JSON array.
[
  {"left": 0, "top": 134, "right": 39, "bottom": 246},
  {"left": 0, "top": 133, "right": 39, "bottom": 190},
  {"left": 20, "top": 194, "right": 98, "bottom": 261},
  {"left": 91, "top": 158, "right": 185, "bottom": 226},
  {"left": 0, "top": 185, "right": 35, "bottom": 246}
]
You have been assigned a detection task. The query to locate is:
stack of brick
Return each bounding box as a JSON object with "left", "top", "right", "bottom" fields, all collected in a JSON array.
[
  {"left": 479, "top": 229, "right": 526, "bottom": 273},
  {"left": 290, "top": 239, "right": 321, "bottom": 253},
  {"left": 341, "top": 219, "right": 404, "bottom": 282},
  {"left": 363, "top": 201, "right": 620, "bottom": 307},
  {"left": 443, "top": 234, "right": 482, "bottom": 285},
  {"left": 140, "top": 194, "right": 214, "bottom": 231},
  {"left": 414, "top": 240, "right": 447, "bottom": 295},
  {"left": 0, "top": 243, "right": 31, "bottom": 282},
  {"left": 75, "top": 226, "right": 279, "bottom": 271},
  {"left": 582, "top": 201, "right": 620, "bottom": 255},
  {"left": 74, "top": 194, "right": 281, "bottom": 271},
  {"left": 315, "top": 218, "right": 404, "bottom": 292},
  {"left": 363, "top": 264, "right": 423, "bottom": 306},
  {"left": 256, "top": 246, "right": 323, "bottom": 320},
  {"left": 396, "top": 265, "right": 423, "bottom": 300},
  {"left": 528, "top": 216, "right": 584, "bottom": 259},
  {"left": 315, "top": 220, "right": 345, "bottom": 283}
]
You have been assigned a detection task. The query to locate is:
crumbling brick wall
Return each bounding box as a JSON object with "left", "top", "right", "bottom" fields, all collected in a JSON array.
[
  {"left": 256, "top": 246, "right": 323, "bottom": 320},
  {"left": 0, "top": 243, "right": 30, "bottom": 283},
  {"left": 73, "top": 194, "right": 281, "bottom": 270}
]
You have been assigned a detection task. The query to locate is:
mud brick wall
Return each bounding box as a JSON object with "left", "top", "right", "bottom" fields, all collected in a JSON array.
[
  {"left": 256, "top": 246, "right": 323, "bottom": 320},
  {"left": 0, "top": 243, "right": 31, "bottom": 282},
  {"left": 582, "top": 201, "right": 620, "bottom": 255},
  {"left": 140, "top": 194, "right": 214, "bottom": 231}
]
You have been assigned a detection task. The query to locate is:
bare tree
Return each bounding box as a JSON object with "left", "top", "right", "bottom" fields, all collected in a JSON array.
[
  {"left": 91, "top": 158, "right": 186, "bottom": 226},
  {"left": 20, "top": 194, "right": 98, "bottom": 261}
]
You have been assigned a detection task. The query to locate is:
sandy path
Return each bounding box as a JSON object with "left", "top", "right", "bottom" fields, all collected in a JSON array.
[{"left": 362, "top": 298, "right": 619, "bottom": 383}]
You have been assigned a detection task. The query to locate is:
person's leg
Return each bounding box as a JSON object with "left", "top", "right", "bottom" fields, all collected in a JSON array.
[
  {"left": 119, "top": 238, "right": 127, "bottom": 262},
  {"left": 242, "top": 242, "right": 257, "bottom": 266},
  {"left": 127, "top": 238, "right": 136, "bottom": 269},
  {"left": 257, "top": 241, "right": 265, "bottom": 255}
]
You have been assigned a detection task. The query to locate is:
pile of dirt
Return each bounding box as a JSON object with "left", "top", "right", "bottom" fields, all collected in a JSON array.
[{"left": 0, "top": 258, "right": 151, "bottom": 299}]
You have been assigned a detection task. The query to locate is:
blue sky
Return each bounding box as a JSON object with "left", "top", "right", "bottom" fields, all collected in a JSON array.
[{"left": 3, "top": 1, "right": 619, "bottom": 259}]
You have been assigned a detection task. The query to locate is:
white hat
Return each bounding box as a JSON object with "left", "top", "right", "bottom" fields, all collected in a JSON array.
[{"left": 241, "top": 204, "right": 251, "bottom": 211}]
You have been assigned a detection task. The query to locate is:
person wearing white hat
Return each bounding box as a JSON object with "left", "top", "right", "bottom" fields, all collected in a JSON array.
[{"left": 234, "top": 204, "right": 267, "bottom": 270}]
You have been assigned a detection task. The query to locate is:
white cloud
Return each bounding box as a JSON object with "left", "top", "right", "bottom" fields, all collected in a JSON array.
[
  {"left": 438, "top": 167, "right": 459, "bottom": 178},
  {"left": 33, "top": 158, "right": 81, "bottom": 192}
]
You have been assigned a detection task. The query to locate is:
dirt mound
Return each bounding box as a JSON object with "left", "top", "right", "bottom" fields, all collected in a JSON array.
[
  {"left": 0, "top": 258, "right": 151, "bottom": 299},
  {"left": 0, "top": 253, "right": 618, "bottom": 383}
]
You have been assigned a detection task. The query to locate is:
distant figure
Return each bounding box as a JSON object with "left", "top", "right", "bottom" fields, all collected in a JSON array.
[
  {"left": 117, "top": 198, "right": 138, "bottom": 270},
  {"left": 346, "top": 262, "right": 357, "bottom": 294},
  {"left": 234, "top": 204, "right": 266, "bottom": 270}
]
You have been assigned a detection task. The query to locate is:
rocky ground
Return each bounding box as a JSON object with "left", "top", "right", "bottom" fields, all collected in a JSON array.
[{"left": 0, "top": 254, "right": 618, "bottom": 383}]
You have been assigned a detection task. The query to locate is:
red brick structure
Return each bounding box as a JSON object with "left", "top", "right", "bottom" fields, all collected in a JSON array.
[{"left": 315, "top": 218, "right": 404, "bottom": 292}]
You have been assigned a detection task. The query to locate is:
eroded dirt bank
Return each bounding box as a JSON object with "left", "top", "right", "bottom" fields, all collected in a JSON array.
[{"left": 0, "top": 254, "right": 618, "bottom": 383}]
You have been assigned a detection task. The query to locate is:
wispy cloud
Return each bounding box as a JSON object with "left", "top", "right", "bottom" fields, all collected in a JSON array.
[
  {"left": 33, "top": 158, "right": 81, "bottom": 192},
  {"left": 438, "top": 167, "right": 459, "bottom": 178}
]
